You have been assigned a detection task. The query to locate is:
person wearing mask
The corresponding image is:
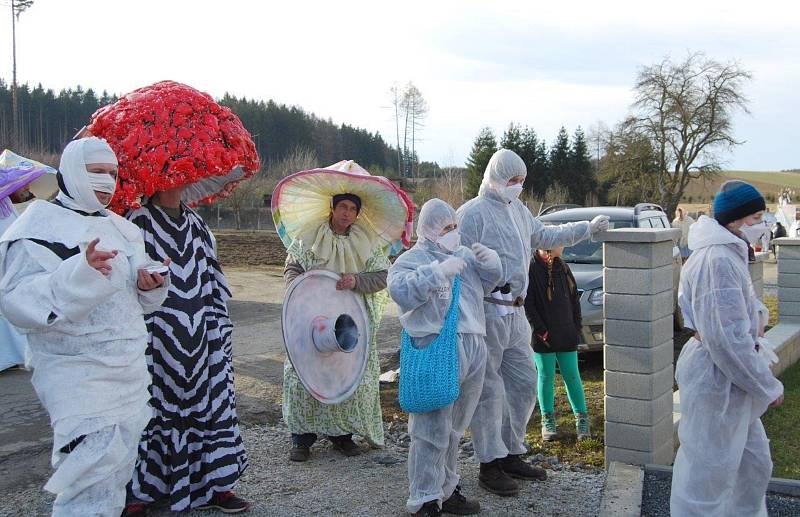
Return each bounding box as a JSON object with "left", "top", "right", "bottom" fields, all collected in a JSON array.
[
  {"left": 0, "top": 138, "right": 169, "bottom": 516},
  {"left": 671, "top": 181, "right": 784, "bottom": 516},
  {"left": 388, "top": 198, "right": 502, "bottom": 516},
  {"left": 525, "top": 246, "right": 590, "bottom": 442},
  {"left": 456, "top": 149, "right": 609, "bottom": 496}
]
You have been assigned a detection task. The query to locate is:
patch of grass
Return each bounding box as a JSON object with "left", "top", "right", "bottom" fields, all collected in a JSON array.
[
  {"left": 763, "top": 359, "right": 800, "bottom": 479},
  {"left": 764, "top": 294, "right": 779, "bottom": 328},
  {"left": 525, "top": 353, "right": 605, "bottom": 467}
]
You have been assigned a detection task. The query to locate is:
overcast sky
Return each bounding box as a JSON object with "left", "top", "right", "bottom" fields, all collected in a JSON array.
[{"left": 2, "top": 0, "right": 797, "bottom": 170}]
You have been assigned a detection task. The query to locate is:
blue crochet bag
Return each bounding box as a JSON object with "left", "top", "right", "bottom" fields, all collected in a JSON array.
[{"left": 399, "top": 275, "right": 462, "bottom": 413}]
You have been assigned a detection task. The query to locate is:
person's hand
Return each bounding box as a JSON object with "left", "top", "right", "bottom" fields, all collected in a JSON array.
[
  {"left": 336, "top": 273, "right": 357, "bottom": 290},
  {"left": 589, "top": 215, "right": 610, "bottom": 234},
  {"left": 86, "top": 238, "right": 117, "bottom": 276},
  {"left": 471, "top": 243, "right": 498, "bottom": 265},
  {"left": 769, "top": 394, "right": 784, "bottom": 409},
  {"left": 137, "top": 258, "right": 172, "bottom": 291},
  {"left": 536, "top": 330, "right": 550, "bottom": 343},
  {"left": 439, "top": 256, "right": 466, "bottom": 278}
]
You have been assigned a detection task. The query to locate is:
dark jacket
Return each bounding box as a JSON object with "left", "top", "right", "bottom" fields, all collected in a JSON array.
[{"left": 524, "top": 253, "right": 582, "bottom": 353}]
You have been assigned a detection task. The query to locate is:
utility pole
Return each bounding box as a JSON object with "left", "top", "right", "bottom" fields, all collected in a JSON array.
[{"left": 11, "top": 0, "right": 19, "bottom": 149}]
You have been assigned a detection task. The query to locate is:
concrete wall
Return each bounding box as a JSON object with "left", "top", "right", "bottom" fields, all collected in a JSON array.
[{"left": 599, "top": 228, "right": 680, "bottom": 466}]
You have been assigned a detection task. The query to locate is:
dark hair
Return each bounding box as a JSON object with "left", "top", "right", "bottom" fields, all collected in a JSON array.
[{"left": 332, "top": 193, "right": 362, "bottom": 213}]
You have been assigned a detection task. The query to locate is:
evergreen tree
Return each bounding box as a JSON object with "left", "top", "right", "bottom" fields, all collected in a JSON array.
[
  {"left": 567, "top": 126, "right": 596, "bottom": 204},
  {"left": 549, "top": 127, "right": 571, "bottom": 198},
  {"left": 500, "top": 123, "right": 523, "bottom": 154},
  {"left": 465, "top": 127, "right": 497, "bottom": 198},
  {"left": 520, "top": 127, "right": 551, "bottom": 198}
]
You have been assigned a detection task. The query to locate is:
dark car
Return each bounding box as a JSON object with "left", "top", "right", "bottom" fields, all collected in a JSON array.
[{"left": 538, "top": 204, "right": 682, "bottom": 352}]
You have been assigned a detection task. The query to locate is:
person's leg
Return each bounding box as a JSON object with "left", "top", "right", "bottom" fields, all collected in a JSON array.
[
  {"left": 406, "top": 404, "right": 451, "bottom": 513},
  {"left": 729, "top": 418, "right": 771, "bottom": 517},
  {"left": 470, "top": 317, "right": 510, "bottom": 464},
  {"left": 555, "top": 352, "right": 587, "bottom": 414},
  {"left": 499, "top": 312, "right": 536, "bottom": 455},
  {"left": 441, "top": 336, "right": 486, "bottom": 512},
  {"left": 533, "top": 352, "right": 557, "bottom": 415}
]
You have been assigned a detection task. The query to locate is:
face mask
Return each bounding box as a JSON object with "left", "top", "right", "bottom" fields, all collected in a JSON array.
[
  {"left": 740, "top": 222, "right": 768, "bottom": 245},
  {"left": 437, "top": 230, "right": 460, "bottom": 252},
  {"left": 502, "top": 184, "right": 523, "bottom": 202},
  {"left": 88, "top": 171, "right": 117, "bottom": 195}
]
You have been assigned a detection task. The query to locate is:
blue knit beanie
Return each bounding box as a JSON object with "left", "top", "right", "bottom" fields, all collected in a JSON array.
[{"left": 712, "top": 180, "right": 766, "bottom": 226}]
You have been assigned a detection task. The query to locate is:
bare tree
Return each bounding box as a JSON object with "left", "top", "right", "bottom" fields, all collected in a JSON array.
[
  {"left": 10, "top": 0, "right": 34, "bottom": 149},
  {"left": 389, "top": 85, "right": 403, "bottom": 177},
  {"left": 630, "top": 52, "right": 751, "bottom": 214},
  {"left": 400, "top": 82, "right": 428, "bottom": 178}
]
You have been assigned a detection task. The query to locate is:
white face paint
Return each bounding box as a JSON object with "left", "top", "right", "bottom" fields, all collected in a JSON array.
[
  {"left": 437, "top": 230, "right": 460, "bottom": 252},
  {"left": 501, "top": 184, "right": 523, "bottom": 203}
]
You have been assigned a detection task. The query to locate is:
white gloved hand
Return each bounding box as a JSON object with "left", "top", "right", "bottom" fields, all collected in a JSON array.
[
  {"left": 438, "top": 256, "right": 466, "bottom": 278},
  {"left": 589, "top": 215, "right": 610, "bottom": 234},
  {"left": 471, "top": 243, "right": 497, "bottom": 264}
]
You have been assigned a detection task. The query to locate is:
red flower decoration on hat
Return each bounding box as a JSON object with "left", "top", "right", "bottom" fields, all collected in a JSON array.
[{"left": 86, "top": 80, "right": 260, "bottom": 213}]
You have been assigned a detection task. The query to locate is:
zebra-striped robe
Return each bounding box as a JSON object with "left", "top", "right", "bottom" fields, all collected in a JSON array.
[{"left": 127, "top": 202, "right": 247, "bottom": 511}]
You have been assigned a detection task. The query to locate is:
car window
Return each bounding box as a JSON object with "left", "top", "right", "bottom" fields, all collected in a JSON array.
[
  {"left": 554, "top": 220, "right": 634, "bottom": 264},
  {"left": 639, "top": 219, "right": 653, "bottom": 228}
]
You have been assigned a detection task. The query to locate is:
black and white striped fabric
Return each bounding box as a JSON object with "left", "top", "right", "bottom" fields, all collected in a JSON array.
[{"left": 127, "top": 202, "right": 247, "bottom": 511}]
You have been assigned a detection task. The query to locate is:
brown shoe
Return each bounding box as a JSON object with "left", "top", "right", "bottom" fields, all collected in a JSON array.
[
  {"left": 501, "top": 454, "right": 547, "bottom": 481},
  {"left": 478, "top": 459, "right": 519, "bottom": 496},
  {"left": 196, "top": 491, "right": 251, "bottom": 513},
  {"left": 441, "top": 485, "right": 480, "bottom": 515}
]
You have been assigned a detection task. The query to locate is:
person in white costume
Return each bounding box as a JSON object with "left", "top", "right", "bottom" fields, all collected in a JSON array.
[
  {"left": 0, "top": 137, "right": 170, "bottom": 517},
  {"left": 0, "top": 184, "right": 35, "bottom": 371},
  {"left": 389, "top": 199, "right": 503, "bottom": 516},
  {"left": 456, "top": 149, "right": 609, "bottom": 495},
  {"left": 671, "top": 180, "right": 784, "bottom": 517}
]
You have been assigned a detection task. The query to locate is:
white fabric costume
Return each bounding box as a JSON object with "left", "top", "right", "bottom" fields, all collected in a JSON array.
[
  {"left": 388, "top": 199, "right": 503, "bottom": 512},
  {"left": 671, "top": 216, "right": 783, "bottom": 517},
  {"left": 0, "top": 203, "right": 28, "bottom": 370},
  {"left": 0, "top": 138, "right": 169, "bottom": 517},
  {"left": 456, "top": 149, "right": 596, "bottom": 464}
]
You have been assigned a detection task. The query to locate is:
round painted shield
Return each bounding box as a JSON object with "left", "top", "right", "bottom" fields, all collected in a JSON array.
[{"left": 282, "top": 269, "right": 371, "bottom": 404}]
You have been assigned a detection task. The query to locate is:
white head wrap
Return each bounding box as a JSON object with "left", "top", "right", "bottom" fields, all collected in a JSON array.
[
  {"left": 479, "top": 149, "right": 527, "bottom": 194},
  {"left": 417, "top": 198, "right": 457, "bottom": 243},
  {"left": 55, "top": 137, "right": 118, "bottom": 213}
]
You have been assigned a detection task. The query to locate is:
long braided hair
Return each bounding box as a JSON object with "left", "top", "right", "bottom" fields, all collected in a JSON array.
[{"left": 540, "top": 249, "right": 575, "bottom": 302}]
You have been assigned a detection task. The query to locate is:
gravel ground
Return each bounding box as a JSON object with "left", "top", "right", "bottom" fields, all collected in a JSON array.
[
  {"left": 1, "top": 423, "right": 605, "bottom": 517},
  {"left": 641, "top": 471, "right": 800, "bottom": 517}
]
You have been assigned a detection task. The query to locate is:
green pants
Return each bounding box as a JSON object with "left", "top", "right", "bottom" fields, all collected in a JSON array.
[{"left": 533, "top": 351, "right": 587, "bottom": 415}]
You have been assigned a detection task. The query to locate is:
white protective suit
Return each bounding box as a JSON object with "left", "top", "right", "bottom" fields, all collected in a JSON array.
[
  {"left": 388, "top": 199, "right": 503, "bottom": 512},
  {"left": 0, "top": 203, "right": 28, "bottom": 370},
  {"left": 0, "top": 138, "right": 169, "bottom": 517},
  {"left": 671, "top": 215, "right": 784, "bottom": 517},
  {"left": 456, "top": 149, "right": 593, "bottom": 463}
]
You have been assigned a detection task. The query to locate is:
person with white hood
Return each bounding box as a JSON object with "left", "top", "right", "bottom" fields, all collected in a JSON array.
[
  {"left": 389, "top": 198, "right": 503, "bottom": 516},
  {"left": 456, "top": 149, "right": 609, "bottom": 495},
  {"left": 671, "top": 180, "right": 784, "bottom": 517},
  {"left": 0, "top": 137, "right": 170, "bottom": 517}
]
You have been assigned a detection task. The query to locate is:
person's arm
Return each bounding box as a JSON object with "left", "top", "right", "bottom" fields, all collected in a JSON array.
[
  {"left": 129, "top": 235, "right": 170, "bottom": 314},
  {"left": 524, "top": 264, "right": 548, "bottom": 335},
  {"left": 693, "top": 255, "right": 783, "bottom": 407},
  {"left": 567, "top": 267, "right": 583, "bottom": 330},
  {"left": 0, "top": 240, "right": 119, "bottom": 329},
  {"left": 284, "top": 255, "right": 305, "bottom": 287},
  {"left": 528, "top": 212, "right": 591, "bottom": 251},
  {"left": 469, "top": 245, "right": 503, "bottom": 295},
  {"left": 388, "top": 255, "right": 447, "bottom": 312},
  {"left": 353, "top": 270, "right": 387, "bottom": 294}
]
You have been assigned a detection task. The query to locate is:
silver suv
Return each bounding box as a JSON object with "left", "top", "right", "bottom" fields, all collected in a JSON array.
[{"left": 538, "top": 204, "right": 682, "bottom": 352}]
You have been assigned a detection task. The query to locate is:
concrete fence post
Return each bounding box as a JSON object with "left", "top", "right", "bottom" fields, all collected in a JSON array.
[
  {"left": 775, "top": 238, "right": 800, "bottom": 322},
  {"left": 749, "top": 251, "right": 767, "bottom": 300},
  {"left": 597, "top": 228, "right": 681, "bottom": 467}
]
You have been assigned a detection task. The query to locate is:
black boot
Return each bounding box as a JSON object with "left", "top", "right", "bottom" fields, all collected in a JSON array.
[
  {"left": 478, "top": 459, "right": 519, "bottom": 496},
  {"left": 441, "top": 485, "right": 480, "bottom": 515},
  {"left": 500, "top": 454, "right": 547, "bottom": 481},
  {"left": 414, "top": 500, "right": 442, "bottom": 516},
  {"left": 328, "top": 434, "right": 362, "bottom": 457}
]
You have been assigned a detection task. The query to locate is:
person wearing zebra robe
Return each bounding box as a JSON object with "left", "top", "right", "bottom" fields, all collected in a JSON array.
[{"left": 124, "top": 185, "right": 250, "bottom": 515}]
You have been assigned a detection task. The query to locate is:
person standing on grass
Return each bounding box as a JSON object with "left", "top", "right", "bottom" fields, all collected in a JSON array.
[
  {"left": 524, "top": 246, "right": 590, "bottom": 442},
  {"left": 671, "top": 180, "right": 784, "bottom": 517}
]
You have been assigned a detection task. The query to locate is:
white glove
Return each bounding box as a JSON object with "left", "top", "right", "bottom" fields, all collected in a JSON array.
[
  {"left": 438, "top": 256, "right": 466, "bottom": 278},
  {"left": 471, "top": 243, "right": 497, "bottom": 265},
  {"left": 589, "top": 215, "right": 610, "bottom": 234}
]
